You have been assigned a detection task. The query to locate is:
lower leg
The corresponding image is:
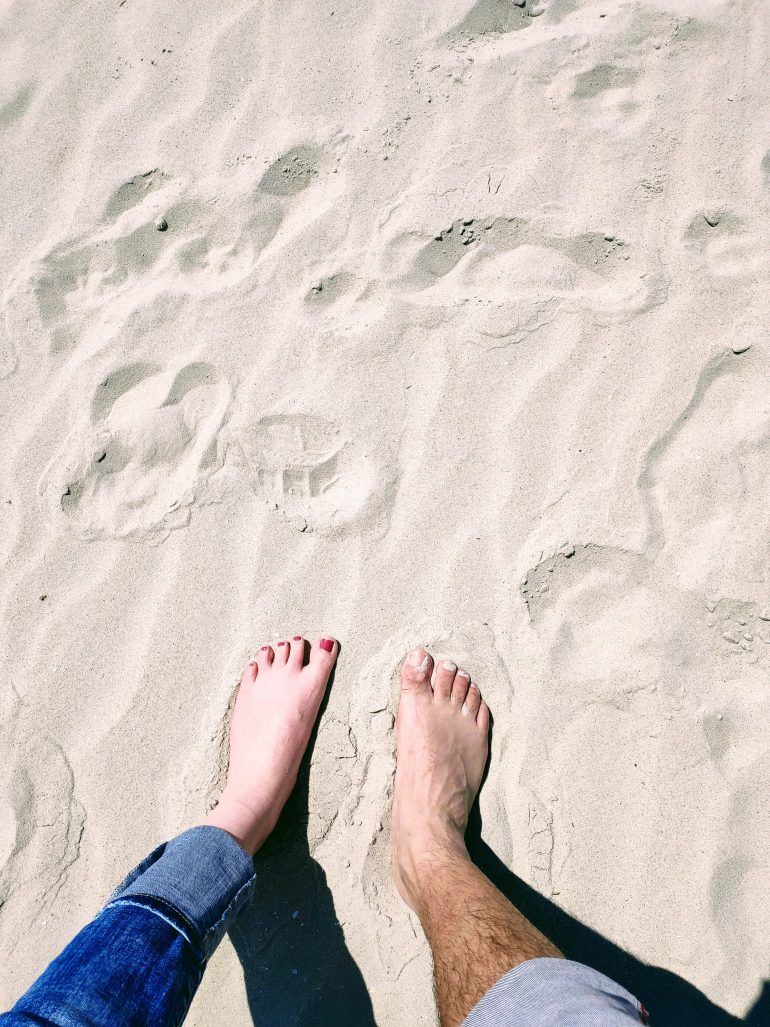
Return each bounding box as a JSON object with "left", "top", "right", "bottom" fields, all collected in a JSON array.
[
  {"left": 6, "top": 635, "right": 339, "bottom": 1027},
  {"left": 392, "top": 649, "right": 561, "bottom": 1027}
]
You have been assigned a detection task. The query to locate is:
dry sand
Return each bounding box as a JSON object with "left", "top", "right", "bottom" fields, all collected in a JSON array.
[{"left": 1, "top": 0, "right": 769, "bottom": 1022}]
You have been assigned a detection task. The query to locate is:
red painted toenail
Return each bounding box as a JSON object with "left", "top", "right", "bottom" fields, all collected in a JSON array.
[
  {"left": 320, "top": 638, "right": 334, "bottom": 652},
  {"left": 260, "top": 646, "right": 269, "bottom": 651},
  {"left": 277, "top": 640, "right": 287, "bottom": 646},
  {"left": 293, "top": 635, "right": 303, "bottom": 641}
]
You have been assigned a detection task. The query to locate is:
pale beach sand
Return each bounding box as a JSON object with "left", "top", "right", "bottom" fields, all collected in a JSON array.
[{"left": 0, "top": 0, "right": 768, "bottom": 1022}]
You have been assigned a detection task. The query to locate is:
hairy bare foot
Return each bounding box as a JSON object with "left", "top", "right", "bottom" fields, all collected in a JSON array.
[
  {"left": 392, "top": 647, "right": 490, "bottom": 911},
  {"left": 393, "top": 649, "right": 563, "bottom": 1026},
  {"left": 202, "top": 635, "right": 338, "bottom": 855}
]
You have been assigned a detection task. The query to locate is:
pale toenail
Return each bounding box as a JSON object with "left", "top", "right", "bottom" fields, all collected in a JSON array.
[
  {"left": 408, "top": 649, "right": 431, "bottom": 678},
  {"left": 442, "top": 661, "right": 457, "bottom": 672},
  {"left": 457, "top": 670, "right": 470, "bottom": 679},
  {"left": 461, "top": 704, "right": 470, "bottom": 716}
]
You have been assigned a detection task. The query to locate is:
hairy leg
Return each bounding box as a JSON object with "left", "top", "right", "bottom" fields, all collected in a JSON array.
[{"left": 392, "top": 649, "right": 561, "bottom": 1026}]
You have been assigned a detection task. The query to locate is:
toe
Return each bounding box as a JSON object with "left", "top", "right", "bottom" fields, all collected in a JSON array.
[
  {"left": 256, "top": 644, "right": 274, "bottom": 671},
  {"left": 477, "top": 700, "right": 490, "bottom": 733},
  {"left": 451, "top": 669, "right": 471, "bottom": 706},
  {"left": 463, "top": 682, "right": 481, "bottom": 718},
  {"left": 242, "top": 661, "right": 258, "bottom": 686},
  {"left": 289, "top": 635, "right": 306, "bottom": 669},
  {"left": 274, "top": 640, "right": 290, "bottom": 664},
  {"left": 400, "top": 647, "right": 434, "bottom": 694},
  {"left": 306, "top": 635, "right": 339, "bottom": 685},
  {"left": 433, "top": 660, "right": 457, "bottom": 702}
]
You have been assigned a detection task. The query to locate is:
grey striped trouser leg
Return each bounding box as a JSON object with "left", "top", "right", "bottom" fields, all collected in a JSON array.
[{"left": 463, "top": 958, "right": 649, "bottom": 1026}]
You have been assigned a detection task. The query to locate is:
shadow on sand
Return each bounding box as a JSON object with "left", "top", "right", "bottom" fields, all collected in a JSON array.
[
  {"left": 465, "top": 717, "right": 768, "bottom": 1026},
  {"left": 230, "top": 674, "right": 766, "bottom": 1026}
]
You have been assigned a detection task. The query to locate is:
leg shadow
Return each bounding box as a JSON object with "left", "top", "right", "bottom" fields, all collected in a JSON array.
[
  {"left": 230, "top": 658, "right": 375, "bottom": 1027},
  {"left": 466, "top": 738, "right": 766, "bottom": 1025}
]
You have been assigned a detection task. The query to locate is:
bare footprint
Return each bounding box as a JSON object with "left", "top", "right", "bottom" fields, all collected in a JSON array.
[
  {"left": 638, "top": 342, "right": 770, "bottom": 595},
  {"left": 4, "top": 171, "right": 280, "bottom": 362},
  {"left": 381, "top": 212, "right": 667, "bottom": 347},
  {"left": 259, "top": 144, "right": 324, "bottom": 197},
  {"left": 0, "top": 737, "right": 85, "bottom": 956},
  {"left": 38, "top": 361, "right": 231, "bottom": 543},
  {"left": 441, "top": 0, "right": 532, "bottom": 43},
  {"left": 682, "top": 208, "right": 769, "bottom": 279}
]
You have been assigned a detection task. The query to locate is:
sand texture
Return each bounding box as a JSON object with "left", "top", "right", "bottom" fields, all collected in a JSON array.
[{"left": 1, "top": 0, "right": 769, "bottom": 1022}]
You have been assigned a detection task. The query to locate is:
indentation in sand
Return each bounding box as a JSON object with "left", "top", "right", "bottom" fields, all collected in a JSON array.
[
  {"left": 259, "top": 144, "right": 324, "bottom": 197},
  {"left": 38, "top": 361, "right": 231, "bottom": 543},
  {"left": 380, "top": 212, "right": 668, "bottom": 343},
  {"left": 4, "top": 171, "right": 282, "bottom": 361},
  {"left": 231, "top": 412, "right": 394, "bottom": 534},
  {"left": 0, "top": 737, "right": 85, "bottom": 953},
  {"left": 443, "top": 0, "right": 532, "bottom": 41}
]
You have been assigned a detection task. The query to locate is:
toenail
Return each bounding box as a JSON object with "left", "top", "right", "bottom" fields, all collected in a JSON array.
[
  {"left": 277, "top": 641, "right": 287, "bottom": 646},
  {"left": 260, "top": 646, "right": 269, "bottom": 651},
  {"left": 457, "top": 670, "right": 470, "bottom": 678},
  {"left": 293, "top": 635, "right": 303, "bottom": 641},
  {"left": 406, "top": 644, "right": 431, "bottom": 669},
  {"left": 320, "top": 638, "right": 334, "bottom": 652},
  {"left": 461, "top": 704, "right": 469, "bottom": 716},
  {"left": 441, "top": 661, "right": 457, "bottom": 672},
  {"left": 248, "top": 661, "right": 257, "bottom": 667}
]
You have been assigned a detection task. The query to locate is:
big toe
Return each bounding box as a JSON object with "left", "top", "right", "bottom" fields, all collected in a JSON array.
[
  {"left": 306, "top": 635, "right": 339, "bottom": 687},
  {"left": 401, "top": 647, "right": 434, "bottom": 694}
]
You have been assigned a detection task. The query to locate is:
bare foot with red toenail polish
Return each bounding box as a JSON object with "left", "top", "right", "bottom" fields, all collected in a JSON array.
[{"left": 201, "top": 635, "right": 338, "bottom": 855}]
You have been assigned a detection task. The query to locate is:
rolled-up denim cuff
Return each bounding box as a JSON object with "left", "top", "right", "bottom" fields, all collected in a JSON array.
[
  {"left": 107, "top": 826, "right": 256, "bottom": 960},
  {"left": 463, "top": 957, "right": 647, "bottom": 1026}
]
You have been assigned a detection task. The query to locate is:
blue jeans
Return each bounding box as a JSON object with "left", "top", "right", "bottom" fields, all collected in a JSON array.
[{"left": 1, "top": 826, "right": 647, "bottom": 1026}]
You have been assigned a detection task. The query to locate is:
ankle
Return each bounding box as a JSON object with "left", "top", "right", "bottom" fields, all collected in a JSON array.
[
  {"left": 201, "top": 792, "right": 273, "bottom": 857},
  {"left": 395, "top": 823, "right": 472, "bottom": 908}
]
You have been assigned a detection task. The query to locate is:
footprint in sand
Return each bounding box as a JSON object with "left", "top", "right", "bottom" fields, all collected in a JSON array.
[
  {"left": 380, "top": 213, "right": 667, "bottom": 346},
  {"left": 572, "top": 64, "right": 639, "bottom": 102},
  {"left": 301, "top": 269, "right": 387, "bottom": 337},
  {"left": 638, "top": 341, "right": 770, "bottom": 596},
  {"left": 230, "top": 413, "right": 395, "bottom": 535},
  {"left": 259, "top": 144, "right": 325, "bottom": 197},
  {"left": 541, "top": 50, "right": 651, "bottom": 139},
  {"left": 4, "top": 169, "right": 282, "bottom": 361},
  {"left": 441, "top": 0, "right": 533, "bottom": 43},
  {"left": 518, "top": 541, "right": 746, "bottom": 698},
  {"left": 38, "top": 361, "right": 231, "bottom": 544},
  {"left": 682, "top": 208, "right": 770, "bottom": 280},
  {"left": 0, "top": 737, "right": 85, "bottom": 953},
  {"left": 702, "top": 722, "right": 770, "bottom": 1003}
]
